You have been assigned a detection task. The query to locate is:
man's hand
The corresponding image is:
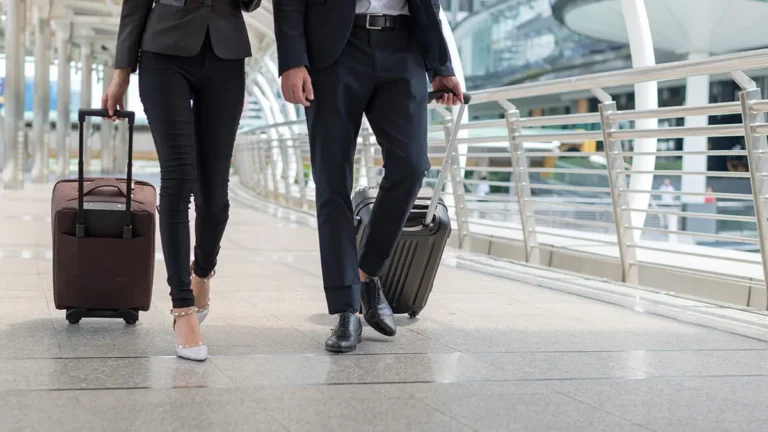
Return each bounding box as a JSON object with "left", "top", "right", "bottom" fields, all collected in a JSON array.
[
  {"left": 431, "top": 75, "right": 464, "bottom": 106},
  {"left": 102, "top": 68, "right": 131, "bottom": 120},
  {"left": 281, "top": 66, "right": 314, "bottom": 107}
]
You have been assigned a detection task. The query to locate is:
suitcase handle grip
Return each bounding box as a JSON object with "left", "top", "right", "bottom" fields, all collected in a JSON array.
[
  {"left": 76, "top": 109, "right": 135, "bottom": 239},
  {"left": 79, "top": 109, "right": 135, "bottom": 125},
  {"left": 427, "top": 90, "right": 472, "bottom": 105}
]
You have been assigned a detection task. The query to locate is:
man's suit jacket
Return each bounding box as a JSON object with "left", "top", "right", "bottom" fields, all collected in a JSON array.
[
  {"left": 115, "top": 0, "right": 252, "bottom": 72},
  {"left": 273, "top": 0, "right": 454, "bottom": 79}
]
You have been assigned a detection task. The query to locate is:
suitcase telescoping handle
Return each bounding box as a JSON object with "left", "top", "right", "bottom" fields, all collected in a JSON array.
[
  {"left": 423, "top": 89, "right": 472, "bottom": 227},
  {"left": 75, "top": 109, "right": 136, "bottom": 239}
]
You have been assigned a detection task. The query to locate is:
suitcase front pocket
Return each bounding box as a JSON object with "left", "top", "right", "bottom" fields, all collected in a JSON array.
[{"left": 53, "top": 233, "right": 154, "bottom": 310}]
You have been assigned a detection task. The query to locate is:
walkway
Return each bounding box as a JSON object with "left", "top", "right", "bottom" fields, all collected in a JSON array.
[{"left": 2, "top": 182, "right": 768, "bottom": 431}]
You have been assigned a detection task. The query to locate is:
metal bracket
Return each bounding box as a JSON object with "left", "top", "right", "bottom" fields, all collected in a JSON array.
[
  {"left": 442, "top": 116, "right": 470, "bottom": 249},
  {"left": 591, "top": 88, "right": 613, "bottom": 104},
  {"left": 505, "top": 110, "right": 539, "bottom": 264},
  {"left": 599, "top": 101, "right": 639, "bottom": 284},
  {"left": 729, "top": 70, "right": 756, "bottom": 91},
  {"left": 738, "top": 87, "right": 768, "bottom": 310}
]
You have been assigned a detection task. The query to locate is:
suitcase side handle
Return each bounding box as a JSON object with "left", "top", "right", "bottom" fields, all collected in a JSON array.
[
  {"left": 423, "top": 91, "right": 471, "bottom": 227},
  {"left": 76, "top": 108, "right": 136, "bottom": 239},
  {"left": 83, "top": 178, "right": 128, "bottom": 197}
]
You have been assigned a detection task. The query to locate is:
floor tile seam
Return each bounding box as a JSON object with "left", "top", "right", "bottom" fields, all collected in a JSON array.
[
  {"left": 400, "top": 326, "right": 467, "bottom": 353},
  {"left": 40, "top": 273, "right": 67, "bottom": 359},
  {"left": 374, "top": 384, "right": 482, "bottom": 432},
  {"left": 6, "top": 347, "right": 768, "bottom": 362},
  {"left": 541, "top": 384, "right": 656, "bottom": 430},
  {"left": 455, "top": 258, "right": 768, "bottom": 345},
  {"left": 13, "top": 374, "right": 768, "bottom": 394},
  {"left": 673, "top": 378, "right": 768, "bottom": 412},
  {"left": 237, "top": 390, "right": 293, "bottom": 432}
]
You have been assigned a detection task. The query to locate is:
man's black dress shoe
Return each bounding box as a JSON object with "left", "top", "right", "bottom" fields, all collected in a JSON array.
[
  {"left": 361, "top": 278, "right": 397, "bottom": 337},
  {"left": 325, "top": 312, "right": 362, "bottom": 353}
]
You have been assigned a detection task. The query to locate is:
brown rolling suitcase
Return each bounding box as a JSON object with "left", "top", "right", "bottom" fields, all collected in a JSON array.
[{"left": 51, "top": 109, "right": 156, "bottom": 325}]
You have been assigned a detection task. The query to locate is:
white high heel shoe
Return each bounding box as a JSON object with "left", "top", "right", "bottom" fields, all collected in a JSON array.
[
  {"left": 191, "top": 263, "right": 214, "bottom": 325},
  {"left": 171, "top": 307, "right": 208, "bottom": 362}
]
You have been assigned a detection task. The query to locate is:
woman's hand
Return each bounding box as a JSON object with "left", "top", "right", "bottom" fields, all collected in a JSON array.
[{"left": 102, "top": 69, "right": 132, "bottom": 120}]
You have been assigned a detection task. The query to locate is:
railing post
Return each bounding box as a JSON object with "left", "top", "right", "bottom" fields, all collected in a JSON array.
[
  {"left": 735, "top": 77, "right": 768, "bottom": 309},
  {"left": 294, "top": 136, "right": 308, "bottom": 210},
  {"left": 278, "top": 131, "right": 293, "bottom": 206},
  {"left": 268, "top": 137, "right": 282, "bottom": 202},
  {"left": 599, "top": 100, "right": 639, "bottom": 284},
  {"left": 505, "top": 110, "right": 539, "bottom": 264},
  {"left": 442, "top": 116, "right": 470, "bottom": 249}
]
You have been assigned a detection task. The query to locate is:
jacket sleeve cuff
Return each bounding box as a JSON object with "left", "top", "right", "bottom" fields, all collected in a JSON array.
[
  {"left": 278, "top": 56, "right": 309, "bottom": 77},
  {"left": 428, "top": 64, "right": 455, "bottom": 82}
]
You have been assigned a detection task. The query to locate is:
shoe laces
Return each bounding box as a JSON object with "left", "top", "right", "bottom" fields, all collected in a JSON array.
[
  {"left": 365, "top": 278, "right": 385, "bottom": 304},
  {"left": 333, "top": 313, "right": 352, "bottom": 332}
]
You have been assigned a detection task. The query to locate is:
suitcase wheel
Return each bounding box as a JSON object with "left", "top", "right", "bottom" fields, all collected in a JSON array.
[
  {"left": 408, "top": 310, "right": 421, "bottom": 319},
  {"left": 67, "top": 316, "right": 82, "bottom": 324}
]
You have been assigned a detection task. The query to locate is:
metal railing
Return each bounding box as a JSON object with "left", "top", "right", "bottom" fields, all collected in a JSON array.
[{"left": 233, "top": 48, "right": 768, "bottom": 309}]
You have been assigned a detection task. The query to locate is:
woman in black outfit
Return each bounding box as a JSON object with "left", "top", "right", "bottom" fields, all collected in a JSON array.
[{"left": 104, "top": 0, "right": 254, "bottom": 361}]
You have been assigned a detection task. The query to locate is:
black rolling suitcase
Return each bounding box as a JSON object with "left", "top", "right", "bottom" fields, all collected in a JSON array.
[{"left": 352, "top": 90, "right": 471, "bottom": 318}]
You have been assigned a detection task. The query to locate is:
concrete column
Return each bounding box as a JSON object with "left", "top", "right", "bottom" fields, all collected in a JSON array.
[
  {"left": 55, "top": 30, "right": 72, "bottom": 180},
  {"left": 681, "top": 53, "right": 711, "bottom": 204},
  {"left": 31, "top": 7, "right": 51, "bottom": 183},
  {"left": 620, "top": 0, "right": 659, "bottom": 241},
  {"left": 80, "top": 44, "right": 93, "bottom": 174},
  {"left": 100, "top": 63, "right": 115, "bottom": 174},
  {"left": 2, "top": 0, "right": 26, "bottom": 189}
]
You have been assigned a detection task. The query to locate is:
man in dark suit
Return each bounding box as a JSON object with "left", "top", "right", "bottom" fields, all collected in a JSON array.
[{"left": 274, "top": 0, "right": 464, "bottom": 353}]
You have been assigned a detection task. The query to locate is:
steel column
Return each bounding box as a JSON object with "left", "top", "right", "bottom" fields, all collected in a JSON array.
[
  {"left": 80, "top": 44, "right": 93, "bottom": 174},
  {"left": 32, "top": 7, "right": 51, "bottom": 183},
  {"left": 3, "top": 0, "right": 26, "bottom": 189},
  {"left": 100, "top": 63, "right": 115, "bottom": 173},
  {"left": 55, "top": 29, "right": 72, "bottom": 180},
  {"left": 620, "top": 0, "right": 659, "bottom": 240}
]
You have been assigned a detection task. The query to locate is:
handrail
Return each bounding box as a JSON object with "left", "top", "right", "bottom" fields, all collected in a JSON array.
[
  {"left": 233, "top": 46, "right": 768, "bottom": 312},
  {"left": 471, "top": 48, "right": 768, "bottom": 104}
]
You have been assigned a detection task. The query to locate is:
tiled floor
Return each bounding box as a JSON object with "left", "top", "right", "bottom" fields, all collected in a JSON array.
[{"left": 1, "top": 183, "right": 768, "bottom": 431}]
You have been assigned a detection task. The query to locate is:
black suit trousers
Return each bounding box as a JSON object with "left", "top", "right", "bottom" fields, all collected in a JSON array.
[
  {"left": 306, "top": 25, "right": 430, "bottom": 315},
  {"left": 138, "top": 36, "right": 245, "bottom": 309}
]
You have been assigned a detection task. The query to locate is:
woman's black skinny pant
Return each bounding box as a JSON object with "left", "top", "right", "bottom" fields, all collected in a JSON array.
[{"left": 138, "top": 38, "right": 245, "bottom": 309}]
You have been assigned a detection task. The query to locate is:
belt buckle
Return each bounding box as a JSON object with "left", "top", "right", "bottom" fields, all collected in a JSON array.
[{"left": 366, "top": 14, "right": 384, "bottom": 30}]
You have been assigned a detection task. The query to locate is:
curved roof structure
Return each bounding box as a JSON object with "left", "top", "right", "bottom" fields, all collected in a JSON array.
[
  {"left": 553, "top": 0, "right": 768, "bottom": 55},
  {"left": 44, "top": 0, "right": 276, "bottom": 63},
  {"left": 451, "top": 0, "right": 629, "bottom": 90}
]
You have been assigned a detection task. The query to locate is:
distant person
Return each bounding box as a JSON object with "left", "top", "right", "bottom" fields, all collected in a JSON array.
[
  {"left": 705, "top": 186, "right": 716, "bottom": 204},
  {"left": 658, "top": 178, "right": 676, "bottom": 204},
  {"left": 475, "top": 175, "right": 490, "bottom": 197}
]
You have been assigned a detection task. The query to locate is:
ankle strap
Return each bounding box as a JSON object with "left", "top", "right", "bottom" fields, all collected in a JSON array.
[
  {"left": 191, "top": 261, "right": 216, "bottom": 281},
  {"left": 170, "top": 306, "right": 199, "bottom": 317}
]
